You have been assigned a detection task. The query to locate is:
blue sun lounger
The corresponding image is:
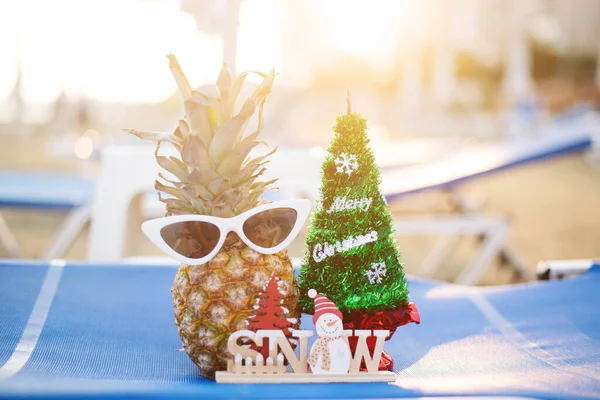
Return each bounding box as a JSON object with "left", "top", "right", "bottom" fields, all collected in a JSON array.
[
  {"left": 0, "top": 172, "right": 95, "bottom": 259},
  {"left": 381, "top": 120, "right": 593, "bottom": 199},
  {"left": 0, "top": 259, "right": 598, "bottom": 399},
  {"left": 382, "top": 111, "right": 596, "bottom": 284}
]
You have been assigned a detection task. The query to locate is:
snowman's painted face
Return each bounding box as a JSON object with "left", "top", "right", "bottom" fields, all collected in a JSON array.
[{"left": 315, "top": 313, "right": 343, "bottom": 337}]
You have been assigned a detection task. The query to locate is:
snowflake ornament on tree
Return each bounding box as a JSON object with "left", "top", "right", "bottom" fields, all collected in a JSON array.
[
  {"left": 365, "top": 262, "right": 387, "bottom": 284},
  {"left": 334, "top": 152, "right": 359, "bottom": 175}
]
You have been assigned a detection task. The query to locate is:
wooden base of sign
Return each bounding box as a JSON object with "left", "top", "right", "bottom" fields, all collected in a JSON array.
[{"left": 215, "top": 371, "right": 396, "bottom": 384}]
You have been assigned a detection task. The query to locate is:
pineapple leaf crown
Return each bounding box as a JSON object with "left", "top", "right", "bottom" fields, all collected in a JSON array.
[{"left": 129, "top": 54, "right": 278, "bottom": 217}]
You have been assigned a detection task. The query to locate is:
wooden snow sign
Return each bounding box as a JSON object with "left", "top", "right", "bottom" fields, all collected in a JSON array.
[
  {"left": 216, "top": 329, "right": 394, "bottom": 383},
  {"left": 216, "top": 289, "right": 395, "bottom": 384}
]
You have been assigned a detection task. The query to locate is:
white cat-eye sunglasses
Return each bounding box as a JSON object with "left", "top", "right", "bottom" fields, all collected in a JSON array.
[{"left": 142, "top": 199, "right": 311, "bottom": 265}]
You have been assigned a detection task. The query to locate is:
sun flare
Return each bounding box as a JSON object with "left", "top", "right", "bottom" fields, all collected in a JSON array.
[{"left": 319, "top": 0, "right": 406, "bottom": 55}]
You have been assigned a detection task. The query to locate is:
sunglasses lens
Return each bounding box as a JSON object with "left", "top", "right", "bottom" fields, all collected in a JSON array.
[
  {"left": 160, "top": 221, "right": 220, "bottom": 260},
  {"left": 243, "top": 208, "right": 298, "bottom": 249}
]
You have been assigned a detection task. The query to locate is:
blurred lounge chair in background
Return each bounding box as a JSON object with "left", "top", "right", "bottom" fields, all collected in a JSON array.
[
  {"left": 386, "top": 110, "right": 598, "bottom": 284},
  {"left": 536, "top": 258, "right": 598, "bottom": 280},
  {"left": 86, "top": 144, "right": 324, "bottom": 261},
  {"left": 0, "top": 172, "right": 94, "bottom": 259}
]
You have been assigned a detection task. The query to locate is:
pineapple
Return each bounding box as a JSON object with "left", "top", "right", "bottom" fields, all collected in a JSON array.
[{"left": 130, "top": 55, "right": 300, "bottom": 378}]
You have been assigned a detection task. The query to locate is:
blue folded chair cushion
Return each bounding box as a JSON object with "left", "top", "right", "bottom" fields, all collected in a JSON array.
[{"left": 0, "top": 172, "right": 94, "bottom": 210}]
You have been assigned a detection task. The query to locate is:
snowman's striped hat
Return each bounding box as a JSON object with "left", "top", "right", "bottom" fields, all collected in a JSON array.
[{"left": 308, "top": 289, "right": 343, "bottom": 324}]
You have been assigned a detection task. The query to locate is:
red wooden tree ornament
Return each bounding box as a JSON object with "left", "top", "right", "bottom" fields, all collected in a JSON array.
[{"left": 247, "top": 273, "right": 297, "bottom": 358}]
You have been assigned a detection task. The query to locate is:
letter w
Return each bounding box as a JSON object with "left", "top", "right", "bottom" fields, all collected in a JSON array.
[{"left": 348, "top": 330, "right": 389, "bottom": 373}]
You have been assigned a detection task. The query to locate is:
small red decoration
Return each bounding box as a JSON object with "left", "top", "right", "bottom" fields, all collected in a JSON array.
[
  {"left": 247, "top": 273, "right": 297, "bottom": 358},
  {"left": 343, "top": 303, "right": 420, "bottom": 371}
]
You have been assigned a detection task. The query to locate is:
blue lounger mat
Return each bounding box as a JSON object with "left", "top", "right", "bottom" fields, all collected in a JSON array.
[
  {"left": 0, "top": 172, "right": 94, "bottom": 210},
  {"left": 0, "top": 260, "right": 599, "bottom": 399},
  {"left": 381, "top": 127, "right": 592, "bottom": 200}
]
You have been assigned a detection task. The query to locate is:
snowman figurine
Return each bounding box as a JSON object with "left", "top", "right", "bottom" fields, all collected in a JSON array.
[{"left": 307, "top": 289, "right": 352, "bottom": 374}]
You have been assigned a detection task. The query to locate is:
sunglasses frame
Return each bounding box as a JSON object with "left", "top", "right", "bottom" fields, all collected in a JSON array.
[{"left": 141, "top": 199, "right": 311, "bottom": 265}]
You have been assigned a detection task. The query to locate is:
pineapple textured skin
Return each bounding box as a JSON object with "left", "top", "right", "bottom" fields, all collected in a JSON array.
[{"left": 172, "top": 246, "right": 299, "bottom": 378}]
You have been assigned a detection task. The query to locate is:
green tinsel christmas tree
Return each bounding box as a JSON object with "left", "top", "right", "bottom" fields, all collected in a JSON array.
[{"left": 298, "top": 94, "right": 419, "bottom": 370}]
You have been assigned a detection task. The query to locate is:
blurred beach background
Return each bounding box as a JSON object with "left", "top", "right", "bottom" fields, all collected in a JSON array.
[{"left": 0, "top": 0, "right": 599, "bottom": 284}]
